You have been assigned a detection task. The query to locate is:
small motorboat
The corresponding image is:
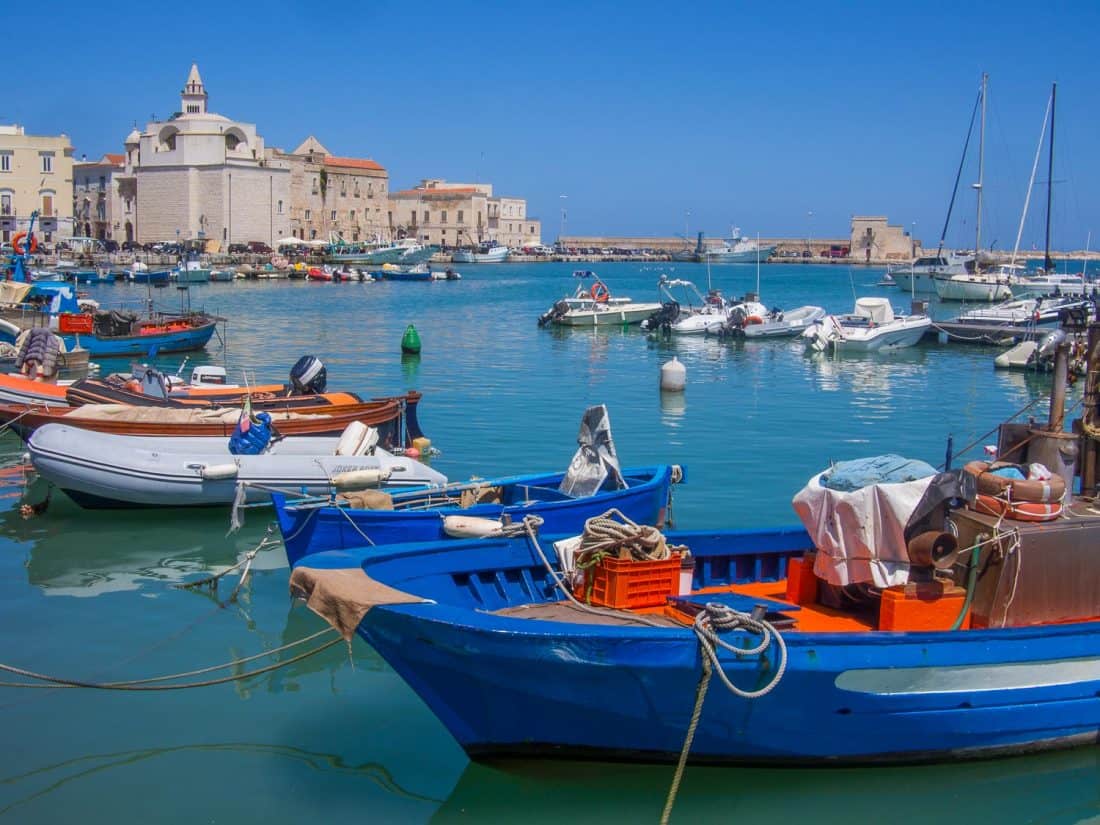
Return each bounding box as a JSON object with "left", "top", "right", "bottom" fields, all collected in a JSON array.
[
  {"left": 272, "top": 405, "right": 680, "bottom": 564},
  {"left": 952, "top": 296, "right": 1094, "bottom": 330},
  {"left": 642, "top": 277, "right": 732, "bottom": 336},
  {"left": 28, "top": 422, "right": 447, "bottom": 508},
  {"left": 737, "top": 305, "right": 827, "bottom": 339},
  {"left": 537, "top": 278, "right": 662, "bottom": 328},
  {"left": 804, "top": 297, "right": 931, "bottom": 353}
]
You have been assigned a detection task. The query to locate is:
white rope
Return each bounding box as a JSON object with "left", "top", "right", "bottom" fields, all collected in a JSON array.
[{"left": 692, "top": 603, "right": 787, "bottom": 700}]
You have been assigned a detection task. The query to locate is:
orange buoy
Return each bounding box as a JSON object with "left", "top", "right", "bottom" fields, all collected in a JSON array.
[
  {"left": 974, "top": 493, "right": 1062, "bottom": 523},
  {"left": 12, "top": 232, "right": 38, "bottom": 256},
  {"left": 590, "top": 281, "right": 610, "bottom": 303}
]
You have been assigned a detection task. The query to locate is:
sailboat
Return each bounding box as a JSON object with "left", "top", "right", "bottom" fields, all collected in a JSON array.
[{"left": 933, "top": 73, "right": 1013, "bottom": 303}]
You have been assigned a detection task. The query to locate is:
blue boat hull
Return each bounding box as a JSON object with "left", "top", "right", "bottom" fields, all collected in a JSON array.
[
  {"left": 130, "top": 271, "right": 171, "bottom": 284},
  {"left": 274, "top": 465, "right": 676, "bottom": 565},
  {"left": 57, "top": 320, "right": 218, "bottom": 357},
  {"left": 299, "top": 527, "right": 1100, "bottom": 764}
]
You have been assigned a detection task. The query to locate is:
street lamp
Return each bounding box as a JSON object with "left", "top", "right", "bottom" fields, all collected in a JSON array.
[
  {"left": 910, "top": 221, "right": 917, "bottom": 258},
  {"left": 806, "top": 211, "right": 814, "bottom": 258},
  {"left": 559, "top": 194, "right": 567, "bottom": 249}
]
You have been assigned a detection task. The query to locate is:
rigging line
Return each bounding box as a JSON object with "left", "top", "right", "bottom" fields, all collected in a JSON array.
[{"left": 937, "top": 86, "right": 982, "bottom": 257}]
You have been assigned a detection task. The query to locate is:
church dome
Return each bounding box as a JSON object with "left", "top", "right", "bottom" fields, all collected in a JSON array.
[{"left": 125, "top": 128, "right": 141, "bottom": 146}]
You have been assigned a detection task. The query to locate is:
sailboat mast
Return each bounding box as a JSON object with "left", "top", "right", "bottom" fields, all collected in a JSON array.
[
  {"left": 1044, "top": 82, "right": 1057, "bottom": 273},
  {"left": 974, "top": 73, "right": 987, "bottom": 256}
]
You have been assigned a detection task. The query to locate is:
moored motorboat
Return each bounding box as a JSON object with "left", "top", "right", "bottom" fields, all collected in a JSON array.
[
  {"left": 452, "top": 242, "right": 510, "bottom": 264},
  {"left": 737, "top": 304, "right": 827, "bottom": 339},
  {"left": 804, "top": 297, "right": 931, "bottom": 353},
  {"left": 642, "top": 277, "right": 731, "bottom": 335},
  {"left": 537, "top": 278, "right": 662, "bottom": 328}
]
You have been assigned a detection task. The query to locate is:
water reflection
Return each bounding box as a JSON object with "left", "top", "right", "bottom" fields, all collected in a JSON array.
[{"left": 436, "top": 747, "right": 1100, "bottom": 824}]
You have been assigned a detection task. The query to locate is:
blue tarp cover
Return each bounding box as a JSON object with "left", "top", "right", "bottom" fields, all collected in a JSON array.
[{"left": 821, "top": 454, "right": 937, "bottom": 493}]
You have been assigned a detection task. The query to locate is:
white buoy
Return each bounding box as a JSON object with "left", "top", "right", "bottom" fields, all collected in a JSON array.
[{"left": 660, "top": 356, "right": 686, "bottom": 392}]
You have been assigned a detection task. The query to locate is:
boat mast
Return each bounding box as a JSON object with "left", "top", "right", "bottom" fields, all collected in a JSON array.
[
  {"left": 1010, "top": 90, "right": 1052, "bottom": 269},
  {"left": 1044, "top": 82, "right": 1057, "bottom": 274},
  {"left": 974, "top": 72, "right": 987, "bottom": 257},
  {"left": 936, "top": 84, "right": 982, "bottom": 260}
]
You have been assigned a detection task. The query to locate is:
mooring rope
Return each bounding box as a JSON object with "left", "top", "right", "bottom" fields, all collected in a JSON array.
[
  {"left": 0, "top": 629, "right": 342, "bottom": 691},
  {"left": 661, "top": 603, "right": 788, "bottom": 824}
]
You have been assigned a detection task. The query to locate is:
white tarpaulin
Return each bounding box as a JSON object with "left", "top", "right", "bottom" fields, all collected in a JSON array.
[{"left": 791, "top": 471, "right": 934, "bottom": 588}]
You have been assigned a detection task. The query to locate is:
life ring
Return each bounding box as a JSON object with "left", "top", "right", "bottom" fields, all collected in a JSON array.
[
  {"left": 962, "top": 460, "right": 1065, "bottom": 503},
  {"left": 974, "top": 493, "right": 1062, "bottom": 523},
  {"left": 742, "top": 315, "right": 764, "bottom": 327},
  {"left": 590, "top": 282, "right": 610, "bottom": 303},
  {"left": 12, "top": 232, "right": 38, "bottom": 255}
]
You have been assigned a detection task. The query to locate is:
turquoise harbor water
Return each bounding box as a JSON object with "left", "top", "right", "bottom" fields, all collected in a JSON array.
[{"left": 0, "top": 263, "right": 1096, "bottom": 824}]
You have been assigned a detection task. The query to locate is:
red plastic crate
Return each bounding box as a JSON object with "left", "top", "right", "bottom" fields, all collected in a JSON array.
[{"left": 575, "top": 553, "right": 682, "bottom": 609}]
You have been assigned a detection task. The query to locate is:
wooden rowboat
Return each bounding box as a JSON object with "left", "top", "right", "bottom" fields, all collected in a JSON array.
[{"left": 0, "top": 394, "right": 423, "bottom": 445}]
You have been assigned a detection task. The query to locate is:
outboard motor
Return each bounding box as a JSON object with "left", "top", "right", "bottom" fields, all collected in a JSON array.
[
  {"left": 642, "top": 301, "right": 680, "bottom": 335},
  {"left": 289, "top": 355, "right": 327, "bottom": 396},
  {"left": 537, "top": 299, "right": 570, "bottom": 328}
]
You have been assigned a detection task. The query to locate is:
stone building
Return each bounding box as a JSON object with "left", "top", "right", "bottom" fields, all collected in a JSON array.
[
  {"left": 0, "top": 124, "right": 74, "bottom": 244},
  {"left": 273, "top": 136, "right": 389, "bottom": 243},
  {"left": 387, "top": 179, "right": 540, "bottom": 249},
  {"left": 128, "top": 64, "right": 290, "bottom": 247},
  {"left": 850, "top": 216, "right": 920, "bottom": 263},
  {"left": 73, "top": 153, "right": 131, "bottom": 241}
]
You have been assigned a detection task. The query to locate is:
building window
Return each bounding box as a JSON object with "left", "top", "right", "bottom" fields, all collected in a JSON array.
[
  {"left": 349, "top": 210, "right": 355, "bottom": 221},
  {"left": 410, "top": 210, "right": 416, "bottom": 226},
  {"left": 368, "top": 183, "right": 373, "bottom": 197},
  {"left": 277, "top": 199, "right": 283, "bottom": 214},
  {"left": 41, "top": 194, "right": 53, "bottom": 217},
  {"left": 311, "top": 178, "right": 318, "bottom": 195},
  {"left": 0, "top": 153, "right": 10, "bottom": 173},
  {"left": 457, "top": 210, "right": 464, "bottom": 224},
  {"left": 310, "top": 229, "right": 317, "bottom": 239},
  {"left": 40, "top": 153, "right": 54, "bottom": 174},
  {"left": 441, "top": 211, "right": 447, "bottom": 224},
  {"left": 1, "top": 193, "right": 11, "bottom": 214},
  {"left": 125, "top": 199, "right": 132, "bottom": 214},
  {"left": 305, "top": 209, "right": 312, "bottom": 221},
  {"left": 354, "top": 181, "right": 360, "bottom": 198},
  {"left": 330, "top": 210, "right": 336, "bottom": 221},
  {"left": 98, "top": 175, "right": 106, "bottom": 190},
  {"left": 340, "top": 179, "right": 347, "bottom": 197},
  {"left": 423, "top": 210, "right": 429, "bottom": 224}
]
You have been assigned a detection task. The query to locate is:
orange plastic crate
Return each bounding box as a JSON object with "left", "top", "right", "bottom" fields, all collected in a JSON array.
[{"left": 575, "top": 553, "right": 682, "bottom": 609}]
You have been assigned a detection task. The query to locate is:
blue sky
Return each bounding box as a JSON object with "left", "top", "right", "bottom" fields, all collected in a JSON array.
[{"left": 7, "top": 0, "right": 1099, "bottom": 248}]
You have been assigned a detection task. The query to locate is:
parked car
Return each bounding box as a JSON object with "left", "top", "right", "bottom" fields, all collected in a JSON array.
[
  {"left": 246, "top": 241, "right": 272, "bottom": 254},
  {"left": 101, "top": 239, "right": 119, "bottom": 253},
  {"left": 228, "top": 243, "right": 249, "bottom": 254}
]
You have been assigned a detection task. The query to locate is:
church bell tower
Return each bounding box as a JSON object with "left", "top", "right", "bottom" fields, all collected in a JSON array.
[{"left": 181, "top": 64, "right": 208, "bottom": 115}]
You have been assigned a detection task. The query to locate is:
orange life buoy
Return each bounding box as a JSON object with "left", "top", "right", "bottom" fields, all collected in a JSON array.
[
  {"left": 743, "top": 315, "right": 764, "bottom": 327},
  {"left": 1032, "top": 310, "right": 1041, "bottom": 323},
  {"left": 974, "top": 493, "right": 1062, "bottom": 523},
  {"left": 590, "top": 282, "right": 610, "bottom": 303},
  {"left": 962, "top": 460, "right": 1065, "bottom": 503},
  {"left": 12, "top": 232, "right": 38, "bottom": 255}
]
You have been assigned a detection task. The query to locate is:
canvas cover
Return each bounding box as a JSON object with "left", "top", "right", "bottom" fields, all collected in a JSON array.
[
  {"left": 792, "top": 470, "right": 935, "bottom": 587},
  {"left": 854, "top": 297, "right": 895, "bottom": 325},
  {"left": 66, "top": 404, "right": 326, "bottom": 424},
  {"left": 558, "top": 404, "right": 626, "bottom": 497}
]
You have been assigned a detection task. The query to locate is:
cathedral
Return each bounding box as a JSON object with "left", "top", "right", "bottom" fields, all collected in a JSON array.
[{"left": 125, "top": 64, "right": 290, "bottom": 246}]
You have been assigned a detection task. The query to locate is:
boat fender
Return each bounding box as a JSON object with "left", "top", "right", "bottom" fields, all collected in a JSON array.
[
  {"left": 332, "top": 468, "right": 390, "bottom": 490},
  {"left": 743, "top": 315, "right": 764, "bottom": 326},
  {"left": 200, "top": 463, "right": 239, "bottom": 480},
  {"left": 442, "top": 515, "right": 504, "bottom": 538}
]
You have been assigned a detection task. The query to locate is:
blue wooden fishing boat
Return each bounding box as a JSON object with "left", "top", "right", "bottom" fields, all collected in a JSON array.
[
  {"left": 273, "top": 464, "right": 681, "bottom": 565},
  {"left": 73, "top": 270, "right": 116, "bottom": 285},
  {"left": 130, "top": 269, "right": 171, "bottom": 284},
  {"left": 291, "top": 515, "right": 1100, "bottom": 764}
]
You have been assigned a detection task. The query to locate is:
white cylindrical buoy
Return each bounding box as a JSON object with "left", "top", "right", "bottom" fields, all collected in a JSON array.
[{"left": 660, "top": 356, "right": 686, "bottom": 392}]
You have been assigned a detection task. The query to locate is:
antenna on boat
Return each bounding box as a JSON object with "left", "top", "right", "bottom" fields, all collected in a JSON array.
[{"left": 755, "top": 232, "right": 761, "bottom": 297}]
